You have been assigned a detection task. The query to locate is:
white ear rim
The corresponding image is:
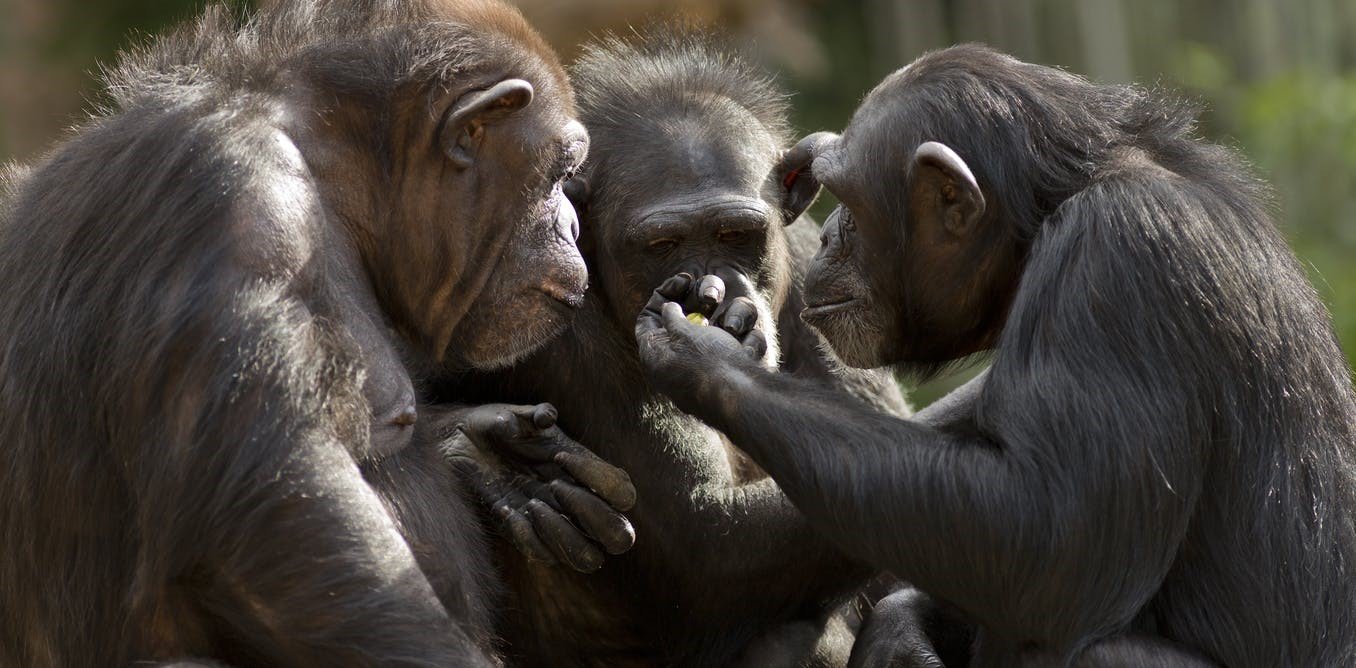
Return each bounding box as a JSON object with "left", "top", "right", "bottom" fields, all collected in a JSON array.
[{"left": 913, "top": 141, "right": 981, "bottom": 197}]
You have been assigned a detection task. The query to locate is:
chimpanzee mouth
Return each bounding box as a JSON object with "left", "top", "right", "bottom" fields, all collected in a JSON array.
[
  {"left": 802, "top": 297, "right": 862, "bottom": 320},
  {"left": 538, "top": 283, "right": 587, "bottom": 310}
]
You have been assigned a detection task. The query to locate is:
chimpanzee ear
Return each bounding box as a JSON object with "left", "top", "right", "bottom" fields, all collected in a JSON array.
[
  {"left": 772, "top": 132, "right": 835, "bottom": 225},
  {"left": 441, "top": 79, "right": 535, "bottom": 169},
  {"left": 907, "top": 141, "right": 985, "bottom": 237}
]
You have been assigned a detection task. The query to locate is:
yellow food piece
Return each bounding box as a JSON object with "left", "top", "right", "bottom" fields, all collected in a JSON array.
[{"left": 686, "top": 312, "right": 709, "bottom": 326}]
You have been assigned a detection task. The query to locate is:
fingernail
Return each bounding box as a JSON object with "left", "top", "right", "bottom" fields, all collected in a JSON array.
[{"left": 726, "top": 316, "right": 744, "bottom": 331}]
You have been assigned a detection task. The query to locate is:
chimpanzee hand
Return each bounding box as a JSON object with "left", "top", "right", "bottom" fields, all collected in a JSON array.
[
  {"left": 634, "top": 273, "right": 769, "bottom": 406},
  {"left": 848, "top": 587, "right": 973, "bottom": 668},
  {"left": 433, "top": 403, "right": 637, "bottom": 573}
]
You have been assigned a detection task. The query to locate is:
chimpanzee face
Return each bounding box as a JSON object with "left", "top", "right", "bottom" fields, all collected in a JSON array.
[
  {"left": 372, "top": 28, "right": 591, "bottom": 370},
  {"left": 584, "top": 108, "right": 789, "bottom": 364},
  {"left": 800, "top": 83, "right": 1001, "bottom": 372},
  {"left": 428, "top": 74, "right": 591, "bottom": 370},
  {"left": 292, "top": 19, "right": 590, "bottom": 371},
  {"left": 800, "top": 121, "right": 906, "bottom": 369}
]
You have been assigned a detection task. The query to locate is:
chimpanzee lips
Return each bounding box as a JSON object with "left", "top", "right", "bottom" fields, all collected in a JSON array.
[{"left": 539, "top": 282, "right": 586, "bottom": 309}]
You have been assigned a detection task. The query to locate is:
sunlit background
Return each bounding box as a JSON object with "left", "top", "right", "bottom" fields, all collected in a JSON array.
[{"left": 3, "top": 0, "right": 1353, "bottom": 402}]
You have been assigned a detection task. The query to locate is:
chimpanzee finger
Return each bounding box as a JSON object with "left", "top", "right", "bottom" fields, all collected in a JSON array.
[
  {"left": 637, "top": 273, "right": 694, "bottom": 338},
  {"left": 554, "top": 450, "right": 637, "bottom": 511},
  {"left": 480, "top": 409, "right": 522, "bottom": 443},
  {"left": 494, "top": 497, "right": 558, "bottom": 565},
  {"left": 505, "top": 403, "right": 557, "bottom": 432},
  {"left": 509, "top": 472, "right": 562, "bottom": 511},
  {"left": 659, "top": 301, "right": 691, "bottom": 334},
  {"left": 693, "top": 275, "right": 726, "bottom": 317},
  {"left": 716, "top": 296, "right": 760, "bottom": 338},
  {"left": 741, "top": 328, "right": 769, "bottom": 362},
  {"left": 549, "top": 479, "right": 636, "bottom": 555},
  {"left": 526, "top": 499, "right": 605, "bottom": 573},
  {"left": 647, "top": 273, "right": 695, "bottom": 312},
  {"left": 531, "top": 403, "right": 557, "bottom": 430}
]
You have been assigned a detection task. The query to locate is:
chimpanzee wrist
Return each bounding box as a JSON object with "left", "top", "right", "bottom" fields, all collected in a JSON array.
[{"left": 688, "top": 356, "right": 762, "bottom": 424}]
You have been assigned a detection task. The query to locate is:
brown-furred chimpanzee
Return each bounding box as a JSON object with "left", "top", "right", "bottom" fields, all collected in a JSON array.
[
  {"left": 635, "top": 44, "right": 1356, "bottom": 666},
  {"left": 0, "top": 1, "right": 635, "bottom": 665},
  {"left": 438, "top": 31, "right": 910, "bottom": 667}
]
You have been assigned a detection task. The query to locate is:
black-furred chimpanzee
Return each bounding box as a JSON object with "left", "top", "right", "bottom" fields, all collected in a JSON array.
[
  {"left": 439, "top": 31, "right": 910, "bottom": 667},
  {"left": 0, "top": 1, "right": 636, "bottom": 665},
  {"left": 635, "top": 44, "right": 1356, "bottom": 666}
]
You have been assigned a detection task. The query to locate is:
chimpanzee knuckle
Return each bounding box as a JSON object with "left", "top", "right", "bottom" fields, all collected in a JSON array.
[
  {"left": 743, "top": 330, "right": 769, "bottom": 360},
  {"left": 532, "top": 403, "right": 558, "bottom": 429},
  {"left": 484, "top": 418, "right": 521, "bottom": 448},
  {"left": 719, "top": 298, "right": 757, "bottom": 336},
  {"left": 510, "top": 473, "right": 555, "bottom": 507},
  {"left": 506, "top": 511, "right": 557, "bottom": 565},
  {"left": 656, "top": 273, "right": 693, "bottom": 301},
  {"left": 506, "top": 403, "right": 537, "bottom": 422},
  {"left": 695, "top": 275, "right": 726, "bottom": 314},
  {"left": 527, "top": 500, "right": 605, "bottom": 573}
]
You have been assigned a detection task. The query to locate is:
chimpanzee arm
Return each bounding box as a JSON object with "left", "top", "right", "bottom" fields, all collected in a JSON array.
[
  {"left": 133, "top": 283, "right": 489, "bottom": 666},
  {"left": 574, "top": 395, "right": 869, "bottom": 619},
  {"left": 1071, "top": 634, "right": 1219, "bottom": 667},
  {"left": 635, "top": 175, "right": 1213, "bottom": 649}
]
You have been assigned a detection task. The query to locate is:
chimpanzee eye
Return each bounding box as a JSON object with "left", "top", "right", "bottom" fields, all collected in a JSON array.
[
  {"left": 716, "top": 230, "right": 746, "bottom": 244},
  {"left": 646, "top": 238, "right": 679, "bottom": 255}
]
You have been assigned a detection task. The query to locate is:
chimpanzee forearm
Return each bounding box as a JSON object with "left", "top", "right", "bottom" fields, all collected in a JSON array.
[
  {"left": 364, "top": 440, "right": 500, "bottom": 649},
  {"left": 619, "top": 429, "right": 871, "bottom": 617},
  {"left": 197, "top": 435, "right": 490, "bottom": 667},
  {"left": 1070, "top": 633, "right": 1221, "bottom": 667},
  {"left": 675, "top": 360, "right": 1191, "bottom": 640}
]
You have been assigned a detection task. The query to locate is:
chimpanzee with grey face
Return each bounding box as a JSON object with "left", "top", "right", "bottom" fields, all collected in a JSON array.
[{"left": 438, "top": 30, "right": 909, "bottom": 667}]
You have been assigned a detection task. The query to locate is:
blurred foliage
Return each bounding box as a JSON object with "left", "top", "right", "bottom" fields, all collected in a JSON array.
[
  {"left": 1176, "top": 50, "right": 1356, "bottom": 383},
  {"left": 779, "top": 0, "right": 1356, "bottom": 405},
  {"left": 1, "top": 0, "right": 1352, "bottom": 407}
]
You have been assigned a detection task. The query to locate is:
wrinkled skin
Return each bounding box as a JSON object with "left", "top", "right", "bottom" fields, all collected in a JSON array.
[{"left": 637, "top": 45, "right": 1356, "bottom": 666}]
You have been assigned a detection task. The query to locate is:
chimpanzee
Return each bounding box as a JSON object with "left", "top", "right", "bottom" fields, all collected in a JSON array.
[
  {"left": 635, "top": 44, "right": 1356, "bottom": 666},
  {"left": 0, "top": 1, "right": 633, "bottom": 665},
  {"left": 439, "top": 30, "right": 909, "bottom": 667}
]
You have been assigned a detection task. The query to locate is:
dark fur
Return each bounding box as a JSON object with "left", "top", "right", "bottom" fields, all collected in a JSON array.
[
  {"left": 437, "top": 32, "right": 909, "bottom": 666},
  {"left": 636, "top": 45, "right": 1356, "bottom": 666},
  {"left": 0, "top": 1, "right": 586, "bottom": 665}
]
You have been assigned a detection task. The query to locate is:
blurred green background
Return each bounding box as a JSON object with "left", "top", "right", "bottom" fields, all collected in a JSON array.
[{"left": 2, "top": 0, "right": 1352, "bottom": 403}]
